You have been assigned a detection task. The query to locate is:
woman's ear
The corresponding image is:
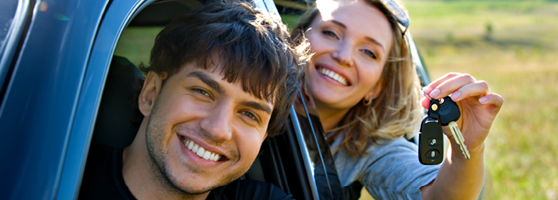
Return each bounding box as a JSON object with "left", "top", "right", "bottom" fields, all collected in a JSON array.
[
  {"left": 138, "top": 71, "right": 166, "bottom": 117},
  {"left": 366, "top": 80, "right": 384, "bottom": 100}
]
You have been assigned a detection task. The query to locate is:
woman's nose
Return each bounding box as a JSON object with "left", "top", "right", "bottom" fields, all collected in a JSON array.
[{"left": 332, "top": 44, "right": 354, "bottom": 67}]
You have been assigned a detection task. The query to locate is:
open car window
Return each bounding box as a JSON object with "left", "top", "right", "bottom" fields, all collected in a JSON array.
[{"left": 90, "top": 1, "right": 345, "bottom": 199}]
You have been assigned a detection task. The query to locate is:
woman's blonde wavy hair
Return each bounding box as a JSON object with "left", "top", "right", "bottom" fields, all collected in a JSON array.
[{"left": 292, "top": 0, "right": 423, "bottom": 156}]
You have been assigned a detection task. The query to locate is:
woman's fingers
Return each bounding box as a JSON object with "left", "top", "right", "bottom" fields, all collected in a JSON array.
[
  {"left": 422, "top": 72, "right": 500, "bottom": 109},
  {"left": 428, "top": 73, "right": 477, "bottom": 99},
  {"left": 421, "top": 97, "right": 430, "bottom": 110},
  {"left": 426, "top": 72, "right": 462, "bottom": 90},
  {"left": 423, "top": 72, "right": 503, "bottom": 108},
  {"left": 449, "top": 81, "right": 490, "bottom": 102},
  {"left": 479, "top": 93, "right": 504, "bottom": 108}
]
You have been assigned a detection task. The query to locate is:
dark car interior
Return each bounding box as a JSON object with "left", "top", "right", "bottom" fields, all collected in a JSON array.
[{"left": 89, "top": 0, "right": 341, "bottom": 199}]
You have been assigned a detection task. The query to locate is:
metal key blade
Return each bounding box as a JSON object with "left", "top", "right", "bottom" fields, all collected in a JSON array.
[{"left": 448, "top": 121, "right": 471, "bottom": 159}]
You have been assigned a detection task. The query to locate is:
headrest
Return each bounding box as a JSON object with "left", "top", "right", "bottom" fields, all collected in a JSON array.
[{"left": 92, "top": 56, "right": 145, "bottom": 148}]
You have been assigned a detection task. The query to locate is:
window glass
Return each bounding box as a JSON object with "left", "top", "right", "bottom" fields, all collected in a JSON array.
[{"left": 114, "top": 27, "right": 162, "bottom": 68}]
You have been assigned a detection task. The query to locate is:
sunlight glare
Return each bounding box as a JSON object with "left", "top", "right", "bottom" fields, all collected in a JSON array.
[{"left": 316, "top": 0, "right": 339, "bottom": 21}]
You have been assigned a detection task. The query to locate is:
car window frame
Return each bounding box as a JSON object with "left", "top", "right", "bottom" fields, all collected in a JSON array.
[
  {"left": 0, "top": 0, "right": 30, "bottom": 103},
  {"left": 57, "top": 0, "right": 285, "bottom": 198},
  {"left": 56, "top": 0, "right": 152, "bottom": 198}
]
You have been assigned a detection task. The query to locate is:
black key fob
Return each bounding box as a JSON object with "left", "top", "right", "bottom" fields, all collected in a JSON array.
[
  {"left": 418, "top": 118, "right": 444, "bottom": 165},
  {"left": 438, "top": 96, "right": 461, "bottom": 126}
]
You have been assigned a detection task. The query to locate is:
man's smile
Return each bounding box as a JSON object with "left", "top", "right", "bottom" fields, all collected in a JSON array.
[{"left": 182, "top": 138, "right": 222, "bottom": 162}]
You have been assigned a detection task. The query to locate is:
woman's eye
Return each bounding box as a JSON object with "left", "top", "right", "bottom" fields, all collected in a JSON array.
[
  {"left": 322, "top": 30, "right": 339, "bottom": 39},
  {"left": 362, "top": 49, "right": 377, "bottom": 59},
  {"left": 242, "top": 111, "right": 259, "bottom": 122}
]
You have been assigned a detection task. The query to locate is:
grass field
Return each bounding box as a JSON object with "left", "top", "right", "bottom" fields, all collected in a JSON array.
[{"left": 391, "top": 1, "right": 558, "bottom": 200}]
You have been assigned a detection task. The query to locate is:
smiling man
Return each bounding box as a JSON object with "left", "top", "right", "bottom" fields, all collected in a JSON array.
[{"left": 79, "top": 2, "right": 306, "bottom": 200}]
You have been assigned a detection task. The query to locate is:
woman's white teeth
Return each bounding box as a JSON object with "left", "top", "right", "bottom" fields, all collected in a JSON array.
[
  {"left": 184, "top": 139, "right": 221, "bottom": 162},
  {"left": 319, "top": 68, "right": 348, "bottom": 86}
]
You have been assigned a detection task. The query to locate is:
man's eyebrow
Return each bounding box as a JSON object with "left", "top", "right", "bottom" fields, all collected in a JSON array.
[
  {"left": 331, "top": 20, "right": 386, "bottom": 52},
  {"left": 187, "top": 71, "right": 272, "bottom": 114},
  {"left": 186, "top": 71, "right": 224, "bottom": 95},
  {"left": 241, "top": 101, "right": 272, "bottom": 115}
]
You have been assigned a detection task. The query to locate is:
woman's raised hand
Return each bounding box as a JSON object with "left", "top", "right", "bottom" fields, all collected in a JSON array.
[{"left": 421, "top": 72, "right": 504, "bottom": 155}]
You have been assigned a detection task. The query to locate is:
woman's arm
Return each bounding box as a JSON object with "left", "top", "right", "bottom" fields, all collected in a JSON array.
[{"left": 419, "top": 72, "right": 504, "bottom": 200}]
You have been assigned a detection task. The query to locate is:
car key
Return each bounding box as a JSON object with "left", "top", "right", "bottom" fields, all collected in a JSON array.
[
  {"left": 437, "top": 96, "right": 471, "bottom": 160},
  {"left": 418, "top": 99, "right": 445, "bottom": 165}
]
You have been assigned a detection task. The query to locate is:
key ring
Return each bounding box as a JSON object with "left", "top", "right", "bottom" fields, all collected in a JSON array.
[
  {"left": 423, "top": 90, "right": 432, "bottom": 100},
  {"left": 423, "top": 89, "right": 445, "bottom": 104}
]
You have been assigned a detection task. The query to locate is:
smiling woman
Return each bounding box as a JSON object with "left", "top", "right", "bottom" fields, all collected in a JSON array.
[
  {"left": 293, "top": 0, "right": 421, "bottom": 155},
  {"left": 290, "top": 0, "right": 504, "bottom": 199}
]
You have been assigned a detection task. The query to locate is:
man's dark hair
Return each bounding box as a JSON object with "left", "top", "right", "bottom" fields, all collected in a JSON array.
[{"left": 139, "top": 2, "right": 307, "bottom": 136}]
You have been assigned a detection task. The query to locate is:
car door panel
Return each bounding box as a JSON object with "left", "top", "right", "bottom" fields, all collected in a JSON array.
[
  {"left": 56, "top": 0, "right": 149, "bottom": 198},
  {"left": 0, "top": 0, "right": 109, "bottom": 199}
]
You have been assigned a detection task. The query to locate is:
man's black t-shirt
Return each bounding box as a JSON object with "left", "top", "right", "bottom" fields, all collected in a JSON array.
[{"left": 79, "top": 144, "right": 294, "bottom": 200}]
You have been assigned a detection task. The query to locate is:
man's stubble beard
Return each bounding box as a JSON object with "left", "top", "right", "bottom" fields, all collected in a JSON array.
[{"left": 144, "top": 98, "right": 245, "bottom": 197}]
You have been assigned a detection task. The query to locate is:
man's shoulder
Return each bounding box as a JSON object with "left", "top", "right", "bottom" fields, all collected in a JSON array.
[
  {"left": 208, "top": 179, "right": 294, "bottom": 200},
  {"left": 88, "top": 143, "right": 117, "bottom": 159},
  {"left": 82, "top": 144, "right": 119, "bottom": 172},
  {"left": 79, "top": 144, "right": 131, "bottom": 200}
]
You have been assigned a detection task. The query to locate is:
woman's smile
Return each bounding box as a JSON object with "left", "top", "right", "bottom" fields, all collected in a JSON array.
[{"left": 316, "top": 64, "right": 350, "bottom": 86}]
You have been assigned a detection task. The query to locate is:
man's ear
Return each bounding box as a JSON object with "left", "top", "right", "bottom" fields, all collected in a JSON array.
[{"left": 138, "top": 71, "right": 166, "bottom": 117}]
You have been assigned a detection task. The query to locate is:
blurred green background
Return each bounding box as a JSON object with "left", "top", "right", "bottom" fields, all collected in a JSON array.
[{"left": 364, "top": 0, "right": 558, "bottom": 199}]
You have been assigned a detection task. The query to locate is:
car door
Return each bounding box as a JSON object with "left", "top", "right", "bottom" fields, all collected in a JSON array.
[{"left": 0, "top": 0, "right": 110, "bottom": 199}]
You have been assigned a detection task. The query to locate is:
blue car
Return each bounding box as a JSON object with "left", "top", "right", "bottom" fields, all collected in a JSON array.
[{"left": 0, "top": 0, "right": 431, "bottom": 199}]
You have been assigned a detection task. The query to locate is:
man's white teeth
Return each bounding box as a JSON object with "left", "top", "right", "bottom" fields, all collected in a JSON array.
[
  {"left": 196, "top": 147, "right": 205, "bottom": 157},
  {"left": 188, "top": 141, "right": 194, "bottom": 150},
  {"left": 318, "top": 68, "right": 348, "bottom": 86},
  {"left": 183, "top": 139, "right": 221, "bottom": 162}
]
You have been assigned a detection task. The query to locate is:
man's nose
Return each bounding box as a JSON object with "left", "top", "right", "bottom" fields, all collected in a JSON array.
[
  {"left": 332, "top": 42, "right": 354, "bottom": 67},
  {"left": 199, "top": 102, "right": 233, "bottom": 142}
]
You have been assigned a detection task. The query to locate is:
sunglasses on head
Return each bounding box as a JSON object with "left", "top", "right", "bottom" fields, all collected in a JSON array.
[{"left": 379, "top": 0, "right": 410, "bottom": 37}]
